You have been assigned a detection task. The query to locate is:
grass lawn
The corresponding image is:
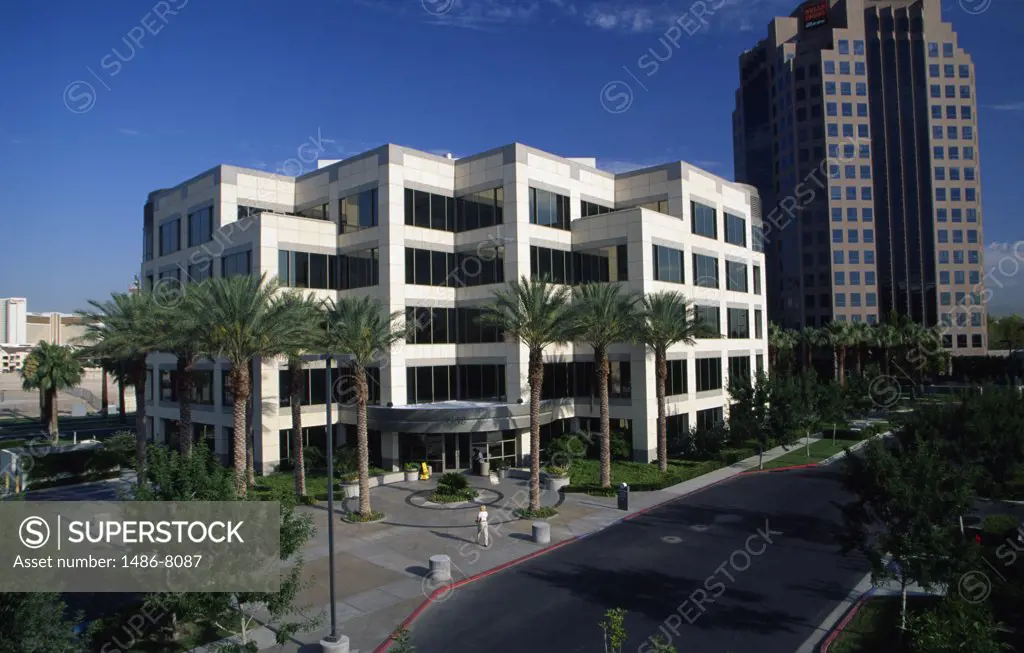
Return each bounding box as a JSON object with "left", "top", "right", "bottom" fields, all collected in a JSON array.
[
  {"left": 829, "top": 596, "right": 935, "bottom": 653},
  {"left": 759, "top": 438, "right": 861, "bottom": 470},
  {"left": 255, "top": 467, "right": 389, "bottom": 500},
  {"left": 569, "top": 458, "right": 719, "bottom": 488}
]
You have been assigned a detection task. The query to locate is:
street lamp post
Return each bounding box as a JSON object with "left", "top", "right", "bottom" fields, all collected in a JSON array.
[{"left": 320, "top": 353, "right": 349, "bottom": 653}]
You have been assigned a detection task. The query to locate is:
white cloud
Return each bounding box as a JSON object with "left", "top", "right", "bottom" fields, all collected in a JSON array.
[
  {"left": 362, "top": 0, "right": 789, "bottom": 34},
  {"left": 985, "top": 102, "right": 1024, "bottom": 112},
  {"left": 597, "top": 159, "right": 653, "bottom": 173},
  {"left": 692, "top": 159, "right": 723, "bottom": 169},
  {"left": 118, "top": 128, "right": 141, "bottom": 136}
]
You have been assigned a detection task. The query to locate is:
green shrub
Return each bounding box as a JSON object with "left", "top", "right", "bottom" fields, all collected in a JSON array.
[
  {"left": 403, "top": 462, "right": 419, "bottom": 471},
  {"left": 102, "top": 431, "right": 136, "bottom": 468},
  {"left": 514, "top": 506, "right": 558, "bottom": 519},
  {"left": 27, "top": 445, "right": 123, "bottom": 483},
  {"left": 548, "top": 432, "right": 591, "bottom": 465},
  {"left": 345, "top": 511, "right": 386, "bottom": 523},
  {"left": 437, "top": 471, "right": 469, "bottom": 493},
  {"left": 982, "top": 513, "right": 1020, "bottom": 538},
  {"left": 543, "top": 465, "right": 570, "bottom": 478},
  {"left": 429, "top": 488, "right": 478, "bottom": 503}
]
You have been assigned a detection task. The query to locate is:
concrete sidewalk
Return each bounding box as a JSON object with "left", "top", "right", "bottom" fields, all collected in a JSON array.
[{"left": 267, "top": 434, "right": 842, "bottom": 652}]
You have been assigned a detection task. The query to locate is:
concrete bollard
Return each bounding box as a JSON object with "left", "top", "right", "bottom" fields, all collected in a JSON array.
[
  {"left": 532, "top": 521, "right": 550, "bottom": 544},
  {"left": 429, "top": 554, "right": 451, "bottom": 582},
  {"left": 320, "top": 635, "right": 350, "bottom": 653}
]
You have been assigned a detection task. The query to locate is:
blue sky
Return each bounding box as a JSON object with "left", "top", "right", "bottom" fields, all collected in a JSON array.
[{"left": 1, "top": 0, "right": 1022, "bottom": 314}]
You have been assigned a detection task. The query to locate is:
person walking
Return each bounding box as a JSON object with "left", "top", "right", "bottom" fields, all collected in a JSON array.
[{"left": 475, "top": 505, "right": 490, "bottom": 547}]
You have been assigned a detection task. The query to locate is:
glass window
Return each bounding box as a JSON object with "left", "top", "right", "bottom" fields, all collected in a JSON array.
[
  {"left": 832, "top": 207, "right": 842, "bottom": 221},
  {"left": 943, "top": 42, "right": 954, "bottom": 57},
  {"left": 839, "top": 61, "right": 850, "bottom": 75},
  {"left": 853, "top": 40, "right": 864, "bottom": 55},
  {"left": 928, "top": 42, "right": 939, "bottom": 57},
  {"left": 158, "top": 219, "right": 180, "bottom": 256},
  {"left": 691, "top": 201, "right": 718, "bottom": 239},
  {"left": 339, "top": 247, "right": 380, "bottom": 289},
  {"left": 863, "top": 208, "right": 873, "bottom": 222},
  {"left": 340, "top": 188, "right": 379, "bottom": 233},
  {"left": 838, "top": 40, "right": 849, "bottom": 54},
  {"left": 824, "top": 61, "right": 835, "bottom": 75},
  {"left": 725, "top": 260, "right": 748, "bottom": 292},
  {"left": 187, "top": 207, "right": 213, "bottom": 247},
  {"left": 931, "top": 105, "right": 942, "bottom": 119},
  {"left": 529, "top": 188, "right": 570, "bottom": 230},
  {"left": 652, "top": 245, "right": 685, "bottom": 284},
  {"left": 849, "top": 251, "right": 860, "bottom": 264},
  {"left": 959, "top": 64, "right": 970, "bottom": 78},
  {"left": 221, "top": 250, "right": 250, "bottom": 278},
  {"left": 692, "top": 253, "right": 719, "bottom": 288},
  {"left": 832, "top": 229, "right": 843, "bottom": 244},
  {"left": 943, "top": 64, "right": 955, "bottom": 78},
  {"left": 962, "top": 106, "right": 972, "bottom": 120},
  {"left": 835, "top": 293, "right": 846, "bottom": 307},
  {"left": 855, "top": 82, "right": 866, "bottom": 96},
  {"left": 835, "top": 271, "right": 845, "bottom": 286},
  {"left": 827, "top": 102, "right": 837, "bottom": 116},
  {"left": 725, "top": 213, "right": 746, "bottom": 247},
  {"left": 843, "top": 103, "right": 853, "bottom": 117}
]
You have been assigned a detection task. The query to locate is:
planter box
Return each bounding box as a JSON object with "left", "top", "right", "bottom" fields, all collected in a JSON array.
[
  {"left": 342, "top": 483, "right": 359, "bottom": 499},
  {"left": 381, "top": 471, "right": 405, "bottom": 485},
  {"left": 546, "top": 476, "right": 570, "bottom": 492},
  {"left": 404, "top": 470, "right": 419, "bottom": 482}
]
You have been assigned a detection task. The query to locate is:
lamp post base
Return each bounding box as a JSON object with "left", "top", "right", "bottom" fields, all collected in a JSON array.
[{"left": 320, "top": 635, "right": 350, "bottom": 653}]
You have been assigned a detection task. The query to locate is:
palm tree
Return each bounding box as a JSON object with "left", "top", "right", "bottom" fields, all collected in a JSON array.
[
  {"left": 825, "top": 321, "right": 857, "bottom": 386},
  {"left": 20, "top": 350, "right": 46, "bottom": 430},
  {"left": 275, "top": 292, "right": 326, "bottom": 499},
  {"left": 800, "top": 326, "right": 824, "bottom": 370},
  {"left": 322, "top": 296, "right": 407, "bottom": 518},
  {"left": 873, "top": 323, "right": 899, "bottom": 374},
  {"left": 192, "top": 275, "right": 303, "bottom": 496},
  {"left": 768, "top": 322, "right": 797, "bottom": 370},
  {"left": 480, "top": 277, "right": 572, "bottom": 512},
  {"left": 76, "top": 292, "right": 160, "bottom": 481},
  {"left": 20, "top": 342, "right": 83, "bottom": 441},
  {"left": 636, "top": 292, "right": 703, "bottom": 473},
  {"left": 565, "top": 283, "right": 638, "bottom": 488},
  {"left": 155, "top": 282, "right": 210, "bottom": 456},
  {"left": 850, "top": 321, "right": 873, "bottom": 376}
]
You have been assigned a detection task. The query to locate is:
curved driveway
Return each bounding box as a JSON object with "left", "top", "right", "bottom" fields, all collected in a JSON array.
[{"left": 411, "top": 466, "right": 868, "bottom": 653}]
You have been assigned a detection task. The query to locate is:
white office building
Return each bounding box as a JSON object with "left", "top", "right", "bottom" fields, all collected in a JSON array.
[
  {"left": 141, "top": 143, "right": 768, "bottom": 474},
  {"left": 0, "top": 298, "right": 28, "bottom": 346}
]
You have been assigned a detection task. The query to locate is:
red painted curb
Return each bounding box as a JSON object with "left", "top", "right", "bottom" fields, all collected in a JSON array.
[
  {"left": 742, "top": 462, "right": 820, "bottom": 474},
  {"left": 372, "top": 535, "right": 580, "bottom": 652},
  {"left": 819, "top": 594, "right": 873, "bottom": 653},
  {"left": 373, "top": 472, "right": 745, "bottom": 651}
]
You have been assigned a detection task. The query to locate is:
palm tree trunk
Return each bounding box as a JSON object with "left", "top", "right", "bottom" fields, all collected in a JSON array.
[
  {"left": 838, "top": 348, "right": 846, "bottom": 386},
  {"left": 356, "top": 366, "right": 372, "bottom": 517},
  {"left": 290, "top": 360, "right": 306, "bottom": 498},
  {"left": 246, "top": 431, "right": 256, "bottom": 488},
  {"left": 101, "top": 368, "right": 109, "bottom": 415},
  {"left": 656, "top": 352, "right": 668, "bottom": 473},
  {"left": 39, "top": 387, "right": 47, "bottom": 430},
  {"left": 176, "top": 356, "right": 194, "bottom": 457},
  {"left": 48, "top": 388, "right": 59, "bottom": 442},
  {"left": 883, "top": 346, "right": 890, "bottom": 375},
  {"left": 230, "top": 369, "right": 250, "bottom": 497},
  {"left": 805, "top": 342, "right": 812, "bottom": 369},
  {"left": 132, "top": 364, "right": 148, "bottom": 485},
  {"left": 118, "top": 378, "right": 126, "bottom": 424},
  {"left": 529, "top": 349, "right": 543, "bottom": 512},
  {"left": 596, "top": 345, "right": 611, "bottom": 488}
]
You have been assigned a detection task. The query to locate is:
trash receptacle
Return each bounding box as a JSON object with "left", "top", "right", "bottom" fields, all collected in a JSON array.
[{"left": 617, "top": 482, "right": 629, "bottom": 511}]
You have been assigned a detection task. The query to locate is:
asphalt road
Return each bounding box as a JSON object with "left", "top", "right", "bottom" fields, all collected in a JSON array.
[{"left": 411, "top": 466, "right": 869, "bottom": 653}]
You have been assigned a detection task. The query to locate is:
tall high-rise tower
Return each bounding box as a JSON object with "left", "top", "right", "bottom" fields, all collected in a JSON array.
[{"left": 734, "top": 0, "right": 986, "bottom": 353}]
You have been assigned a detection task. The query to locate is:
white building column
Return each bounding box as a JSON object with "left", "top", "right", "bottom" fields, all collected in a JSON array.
[
  {"left": 515, "top": 427, "right": 530, "bottom": 467},
  {"left": 381, "top": 432, "right": 400, "bottom": 471}
]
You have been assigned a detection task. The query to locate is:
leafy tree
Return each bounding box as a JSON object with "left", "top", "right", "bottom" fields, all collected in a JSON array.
[
  {"left": 191, "top": 275, "right": 305, "bottom": 496},
  {"left": 323, "top": 295, "right": 407, "bottom": 518},
  {"left": 132, "top": 441, "right": 320, "bottom": 649},
  {"left": 636, "top": 292, "right": 703, "bottom": 472},
  {"left": 76, "top": 292, "right": 161, "bottom": 481},
  {"left": 839, "top": 437, "right": 978, "bottom": 631},
  {"left": 565, "top": 283, "right": 638, "bottom": 487},
  {"left": 19, "top": 342, "right": 83, "bottom": 441},
  {"left": 480, "top": 277, "right": 571, "bottom": 512},
  {"left": 873, "top": 323, "right": 900, "bottom": 375},
  {"left": 273, "top": 292, "right": 325, "bottom": 499},
  {"left": 727, "top": 370, "right": 771, "bottom": 452},
  {"left": 0, "top": 593, "right": 86, "bottom": 653},
  {"left": 906, "top": 597, "right": 1008, "bottom": 653},
  {"left": 898, "top": 388, "right": 1024, "bottom": 497}
]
